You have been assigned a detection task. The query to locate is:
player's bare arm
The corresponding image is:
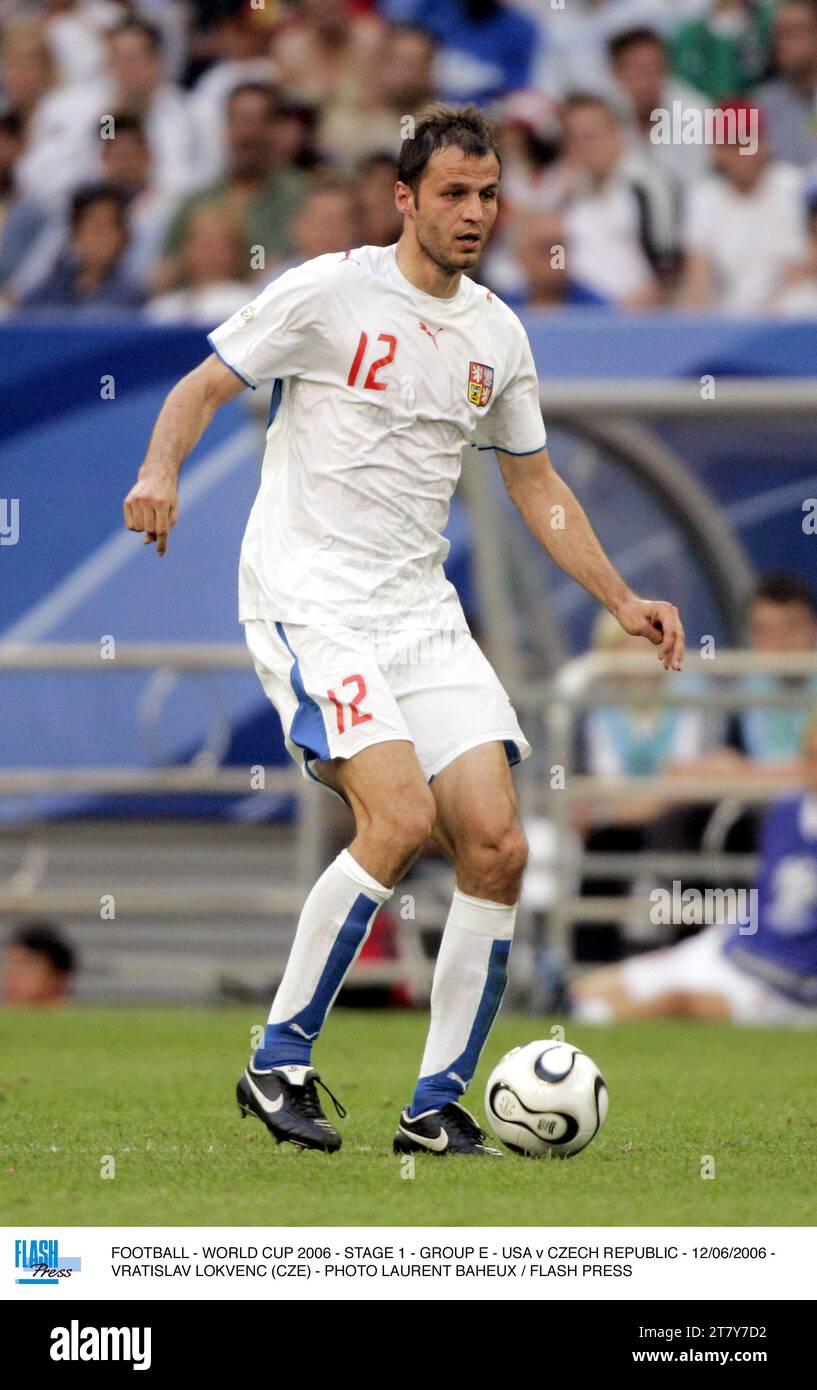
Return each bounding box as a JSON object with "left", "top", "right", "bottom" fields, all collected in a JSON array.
[
  {"left": 496, "top": 444, "right": 685, "bottom": 671},
  {"left": 123, "top": 353, "right": 244, "bottom": 555}
]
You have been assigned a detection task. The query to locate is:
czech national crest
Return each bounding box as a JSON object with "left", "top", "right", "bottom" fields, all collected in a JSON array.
[{"left": 468, "top": 361, "right": 494, "bottom": 407}]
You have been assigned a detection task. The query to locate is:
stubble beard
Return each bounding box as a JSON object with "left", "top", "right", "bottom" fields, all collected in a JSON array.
[{"left": 415, "top": 219, "right": 482, "bottom": 277}]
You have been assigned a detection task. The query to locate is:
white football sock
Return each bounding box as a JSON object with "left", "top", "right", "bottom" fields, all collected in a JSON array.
[
  {"left": 410, "top": 889, "right": 516, "bottom": 1116},
  {"left": 254, "top": 849, "right": 392, "bottom": 1069}
]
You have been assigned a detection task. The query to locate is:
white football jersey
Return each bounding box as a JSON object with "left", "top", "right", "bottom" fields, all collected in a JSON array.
[{"left": 208, "top": 243, "right": 546, "bottom": 631}]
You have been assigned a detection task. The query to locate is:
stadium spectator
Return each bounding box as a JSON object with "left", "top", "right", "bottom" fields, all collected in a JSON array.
[
  {"left": 12, "top": 15, "right": 203, "bottom": 200},
  {"left": 2, "top": 922, "right": 77, "bottom": 1006},
  {"left": 153, "top": 82, "right": 310, "bottom": 294},
  {"left": 608, "top": 27, "right": 709, "bottom": 190},
  {"left": 572, "top": 713, "right": 817, "bottom": 1024},
  {"left": 385, "top": 0, "right": 540, "bottom": 105},
  {"left": 270, "top": 0, "right": 383, "bottom": 107},
  {"left": 531, "top": 0, "right": 703, "bottom": 98},
  {"left": 318, "top": 23, "right": 436, "bottom": 168},
  {"left": 493, "top": 89, "right": 567, "bottom": 216},
  {"left": 512, "top": 212, "right": 610, "bottom": 309},
  {"left": 44, "top": 0, "right": 123, "bottom": 87},
  {"left": 678, "top": 100, "right": 808, "bottom": 312},
  {"left": 187, "top": 2, "right": 279, "bottom": 186},
  {"left": 19, "top": 182, "right": 143, "bottom": 312},
  {"left": 670, "top": 0, "right": 775, "bottom": 101},
  {"left": 722, "top": 574, "right": 817, "bottom": 773},
  {"left": 271, "top": 98, "right": 323, "bottom": 172},
  {"left": 561, "top": 92, "right": 679, "bottom": 307},
  {"left": 268, "top": 180, "right": 362, "bottom": 277},
  {"left": 0, "top": 18, "right": 57, "bottom": 129},
  {"left": 0, "top": 110, "right": 42, "bottom": 291},
  {"left": 147, "top": 202, "right": 253, "bottom": 325},
  {"left": 756, "top": 0, "right": 817, "bottom": 167},
  {"left": 356, "top": 152, "right": 402, "bottom": 246},
  {"left": 571, "top": 611, "right": 715, "bottom": 962},
  {"left": 97, "top": 111, "right": 177, "bottom": 290}
]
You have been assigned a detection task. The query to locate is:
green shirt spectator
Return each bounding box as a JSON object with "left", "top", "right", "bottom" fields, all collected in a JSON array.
[
  {"left": 671, "top": 0, "right": 775, "bottom": 100},
  {"left": 162, "top": 166, "right": 309, "bottom": 270}
]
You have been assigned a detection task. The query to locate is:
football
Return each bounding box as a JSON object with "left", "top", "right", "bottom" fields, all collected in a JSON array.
[{"left": 484, "top": 1040, "right": 608, "bottom": 1158}]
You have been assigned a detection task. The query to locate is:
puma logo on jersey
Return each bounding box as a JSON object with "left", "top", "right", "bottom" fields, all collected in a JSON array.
[{"left": 419, "top": 322, "right": 443, "bottom": 348}]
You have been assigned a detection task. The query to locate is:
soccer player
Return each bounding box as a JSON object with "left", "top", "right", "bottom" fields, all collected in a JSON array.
[{"left": 124, "top": 106, "right": 684, "bottom": 1156}]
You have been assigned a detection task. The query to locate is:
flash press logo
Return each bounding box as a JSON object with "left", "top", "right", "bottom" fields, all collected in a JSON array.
[
  {"left": 50, "top": 1321, "right": 152, "bottom": 1372},
  {"left": 14, "top": 1237, "right": 81, "bottom": 1285}
]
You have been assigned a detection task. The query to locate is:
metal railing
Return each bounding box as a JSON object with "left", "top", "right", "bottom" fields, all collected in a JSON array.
[
  {"left": 521, "top": 649, "right": 817, "bottom": 951},
  {"left": 0, "top": 641, "right": 329, "bottom": 907}
]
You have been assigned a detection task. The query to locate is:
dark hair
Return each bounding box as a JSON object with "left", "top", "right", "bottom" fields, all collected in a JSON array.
[
  {"left": 608, "top": 26, "right": 664, "bottom": 63},
  {"left": 109, "top": 16, "right": 163, "bottom": 54},
  {"left": 0, "top": 109, "right": 22, "bottom": 139},
  {"left": 752, "top": 573, "right": 817, "bottom": 613},
  {"left": 227, "top": 81, "right": 279, "bottom": 119},
  {"left": 9, "top": 922, "right": 76, "bottom": 975},
  {"left": 70, "top": 182, "right": 128, "bottom": 230},
  {"left": 397, "top": 103, "right": 501, "bottom": 196}
]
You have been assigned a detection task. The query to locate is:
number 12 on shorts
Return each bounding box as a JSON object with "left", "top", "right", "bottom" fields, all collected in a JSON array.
[{"left": 327, "top": 674, "right": 372, "bottom": 734}]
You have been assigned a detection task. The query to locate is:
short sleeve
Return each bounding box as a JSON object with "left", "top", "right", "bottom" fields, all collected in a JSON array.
[
  {"left": 207, "top": 262, "right": 319, "bottom": 390},
  {"left": 474, "top": 327, "right": 546, "bottom": 455}
]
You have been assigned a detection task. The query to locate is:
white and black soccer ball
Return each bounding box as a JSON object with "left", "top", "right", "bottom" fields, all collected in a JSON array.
[{"left": 485, "top": 1040, "right": 608, "bottom": 1158}]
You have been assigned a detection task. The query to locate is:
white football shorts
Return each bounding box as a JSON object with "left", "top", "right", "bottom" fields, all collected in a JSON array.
[
  {"left": 243, "top": 619, "right": 531, "bottom": 789},
  {"left": 620, "top": 924, "right": 817, "bottom": 1025}
]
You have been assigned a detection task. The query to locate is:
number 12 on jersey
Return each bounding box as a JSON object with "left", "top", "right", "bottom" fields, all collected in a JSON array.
[
  {"left": 347, "top": 332, "right": 397, "bottom": 391},
  {"left": 327, "top": 674, "right": 372, "bottom": 734}
]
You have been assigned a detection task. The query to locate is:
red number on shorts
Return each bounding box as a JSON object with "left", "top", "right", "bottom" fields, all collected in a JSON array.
[
  {"left": 347, "top": 332, "right": 397, "bottom": 391},
  {"left": 327, "top": 674, "right": 372, "bottom": 734}
]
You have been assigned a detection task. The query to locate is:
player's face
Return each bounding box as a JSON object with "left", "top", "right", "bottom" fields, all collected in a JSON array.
[{"left": 408, "top": 147, "right": 500, "bottom": 274}]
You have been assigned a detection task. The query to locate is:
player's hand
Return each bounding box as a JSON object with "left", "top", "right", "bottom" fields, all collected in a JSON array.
[
  {"left": 123, "top": 474, "right": 178, "bottom": 557},
  {"left": 615, "top": 597, "right": 685, "bottom": 671}
]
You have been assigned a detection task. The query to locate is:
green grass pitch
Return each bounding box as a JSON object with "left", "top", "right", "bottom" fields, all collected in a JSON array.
[{"left": 2, "top": 1006, "right": 816, "bottom": 1226}]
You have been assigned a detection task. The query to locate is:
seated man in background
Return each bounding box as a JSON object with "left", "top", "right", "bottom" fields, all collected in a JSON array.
[
  {"left": 514, "top": 212, "right": 610, "bottom": 309},
  {"left": 18, "top": 183, "right": 143, "bottom": 313},
  {"left": 2, "top": 923, "right": 77, "bottom": 1007},
  {"left": 679, "top": 574, "right": 817, "bottom": 789},
  {"left": 572, "top": 714, "right": 817, "bottom": 1024}
]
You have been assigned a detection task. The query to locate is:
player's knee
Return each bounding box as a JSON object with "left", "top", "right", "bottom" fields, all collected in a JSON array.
[
  {"left": 378, "top": 789, "right": 437, "bottom": 858},
  {"left": 461, "top": 821, "right": 528, "bottom": 896}
]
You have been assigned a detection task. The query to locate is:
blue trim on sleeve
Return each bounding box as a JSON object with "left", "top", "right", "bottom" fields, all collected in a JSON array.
[
  {"left": 267, "top": 378, "right": 283, "bottom": 428},
  {"left": 477, "top": 439, "right": 547, "bottom": 456},
  {"left": 206, "top": 333, "right": 256, "bottom": 390}
]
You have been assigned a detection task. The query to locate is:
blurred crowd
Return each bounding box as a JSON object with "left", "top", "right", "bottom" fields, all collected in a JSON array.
[{"left": 3, "top": 0, "right": 817, "bottom": 320}]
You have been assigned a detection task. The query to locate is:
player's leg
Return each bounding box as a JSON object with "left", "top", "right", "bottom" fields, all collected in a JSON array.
[
  {"left": 238, "top": 620, "right": 435, "bottom": 1151},
  {"left": 257, "top": 738, "right": 435, "bottom": 1068},
  {"left": 395, "top": 741, "right": 528, "bottom": 1156}
]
